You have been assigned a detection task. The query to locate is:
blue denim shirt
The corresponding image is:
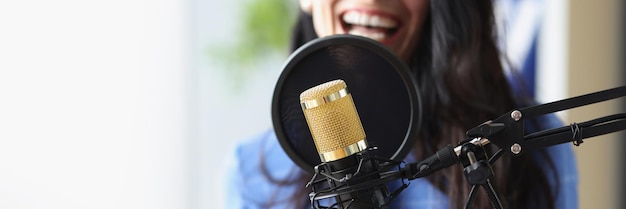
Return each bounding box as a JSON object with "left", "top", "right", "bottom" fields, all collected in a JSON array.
[{"left": 224, "top": 115, "right": 578, "bottom": 209}]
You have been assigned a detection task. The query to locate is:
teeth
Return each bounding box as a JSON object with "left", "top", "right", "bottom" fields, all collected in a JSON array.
[
  {"left": 348, "top": 30, "right": 385, "bottom": 41},
  {"left": 342, "top": 11, "right": 398, "bottom": 41},
  {"left": 343, "top": 11, "right": 398, "bottom": 28}
]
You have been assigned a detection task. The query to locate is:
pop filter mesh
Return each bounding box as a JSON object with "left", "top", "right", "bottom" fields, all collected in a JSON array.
[{"left": 272, "top": 35, "right": 421, "bottom": 173}]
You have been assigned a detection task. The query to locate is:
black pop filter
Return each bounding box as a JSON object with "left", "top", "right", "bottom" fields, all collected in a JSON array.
[{"left": 272, "top": 35, "right": 421, "bottom": 173}]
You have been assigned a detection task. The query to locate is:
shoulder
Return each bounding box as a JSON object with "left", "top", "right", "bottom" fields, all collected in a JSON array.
[
  {"left": 525, "top": 114, "right": 579, "bottom": 209},
  {"left": 388, "top": 178, "right": 450, "bottom": 208},
  {"left": 224, "top": 129, "right": 306, "bottom": 208},
  {"left": 233, "top": 129, "right": 301, "bottom": 178}
]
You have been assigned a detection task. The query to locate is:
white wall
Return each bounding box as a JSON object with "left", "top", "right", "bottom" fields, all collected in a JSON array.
[
  {"left": 0, "top": 0, "right": 191, "bottom": 208},
  {"left": 538, "top": 0, "right": 624, "bottom": 208},
  {"left": 190, "top": 1, "right": 287, "bottom": 208},
  {"left": 567, "top": 1, "right": 623, "bottom": 208}
]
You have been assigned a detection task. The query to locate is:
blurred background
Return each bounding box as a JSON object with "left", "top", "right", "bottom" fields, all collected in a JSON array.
[{"left": 0, "top": 0, "right": 623, "bottom": 209}]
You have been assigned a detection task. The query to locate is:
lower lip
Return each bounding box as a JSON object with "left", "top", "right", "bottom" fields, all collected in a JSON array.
[
  {"left": 343, "top": 26, "right": 402, "bottom": 46},
  {"left": 378, "top": 28, "right": 401, "bottom": 45},
  {"left": 339, "top": 14, "right": 403, "bottom": 45}
]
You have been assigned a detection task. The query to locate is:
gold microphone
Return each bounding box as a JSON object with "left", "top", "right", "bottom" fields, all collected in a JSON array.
[
  {"left": 301, "top": 79, "right": 390, "bottom": 209},
  {"left": 300, "top": 79, "right": 368, "bottom": 162}
]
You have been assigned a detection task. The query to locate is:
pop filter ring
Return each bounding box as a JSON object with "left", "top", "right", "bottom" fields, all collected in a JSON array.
[{"left": 272, "top": 35, "right": 422, "bottom": 173}]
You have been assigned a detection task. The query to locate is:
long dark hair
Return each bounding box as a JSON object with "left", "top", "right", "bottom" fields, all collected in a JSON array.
[{"left": 265, "top": 1, "right": 558, "bottom": 208}]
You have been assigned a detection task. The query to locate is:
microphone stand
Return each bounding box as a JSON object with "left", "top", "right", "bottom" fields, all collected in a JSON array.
[
  {"left": 458, "top": 85, "right": 626, "bottom": 209},
  {"left": 459, "top": 142, "right": 503, "bottom": 209},
  {"left": 306, "top": 85, "right": 626, "bottom": 209}
]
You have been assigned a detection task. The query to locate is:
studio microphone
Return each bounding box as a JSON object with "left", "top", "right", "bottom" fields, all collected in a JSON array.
[{"left": 300, "top": 79, "right": 390, "bottom": 209}]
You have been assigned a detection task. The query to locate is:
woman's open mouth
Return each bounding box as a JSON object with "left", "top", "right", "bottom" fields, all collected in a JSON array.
[{"left": 341, "top": 10, "right": 401, "bottom": 44}]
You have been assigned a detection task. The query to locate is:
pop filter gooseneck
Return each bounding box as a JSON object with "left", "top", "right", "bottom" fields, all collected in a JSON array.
[{"left": 271, "top": 35, "right": 422, "bottom": 173}]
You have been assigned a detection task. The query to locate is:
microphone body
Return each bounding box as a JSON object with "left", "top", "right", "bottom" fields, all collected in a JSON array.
[{"left": 300, "top": 80, "right": 389, "bottom": 209}]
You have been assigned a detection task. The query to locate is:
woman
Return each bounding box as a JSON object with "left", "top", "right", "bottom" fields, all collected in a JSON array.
[{"left": 225, "top": 0, "right": 578, "bottom": 208}]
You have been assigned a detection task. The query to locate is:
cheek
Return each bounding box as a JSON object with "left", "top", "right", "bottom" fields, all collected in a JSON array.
[
  {"left": 407, "top": 3, "right": 430, "bottom": 37},
  {"left": 405, "top": 0, "right": 430, "bottom": 12},
  {"left": 397, "top": 0, "right": 429, "bottom": 61},
  {"left": 405, "top": 0, "right": 430, "bottom": 25},
  {"left": 311, "top": 0, "right": 339, "bottom": 37}
]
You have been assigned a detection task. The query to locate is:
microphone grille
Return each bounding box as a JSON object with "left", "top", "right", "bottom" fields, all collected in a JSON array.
[{"left": 300, "top": 80, "right": 367, "bottom": 162}]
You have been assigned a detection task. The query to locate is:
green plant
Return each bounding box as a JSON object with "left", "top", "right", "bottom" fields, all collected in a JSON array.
[{"left": 208, "top": 0, "right": 297, "bottom": 86}]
